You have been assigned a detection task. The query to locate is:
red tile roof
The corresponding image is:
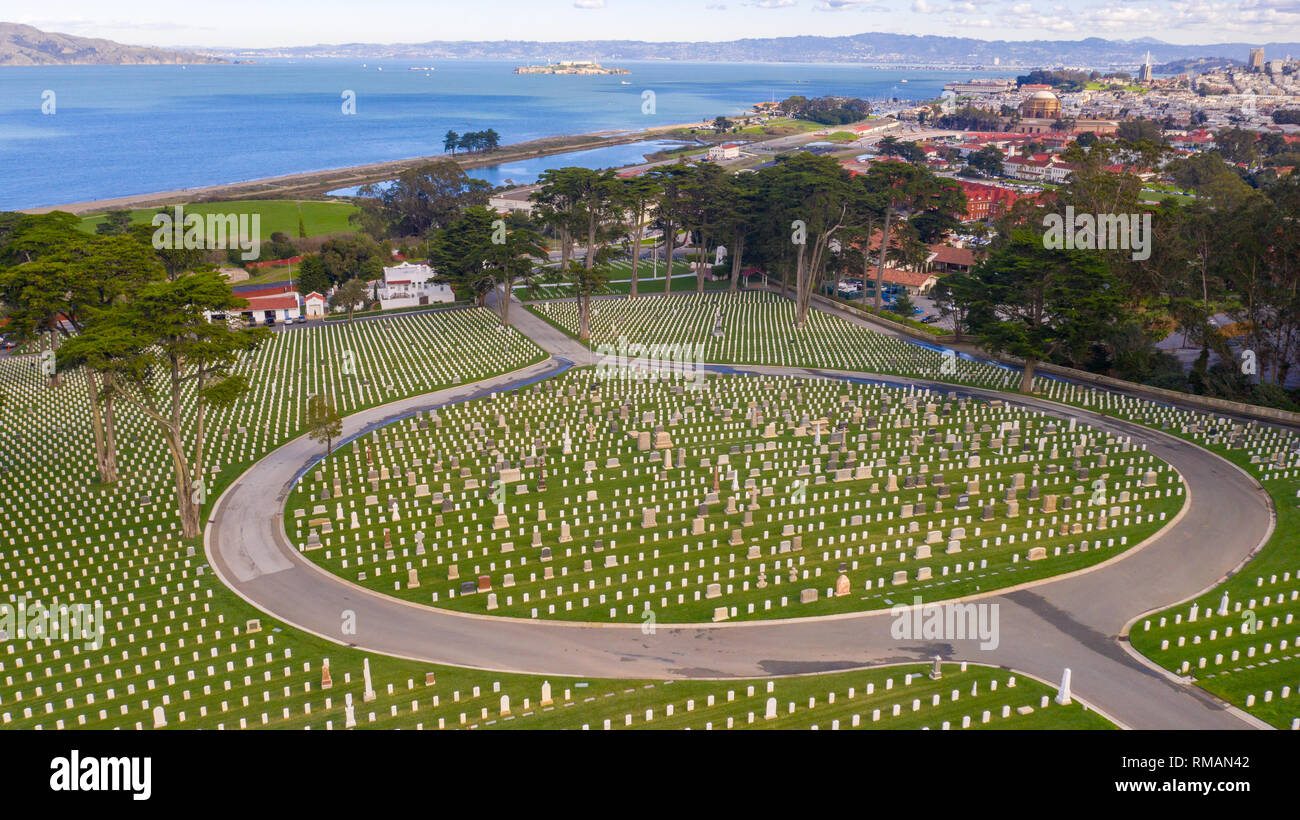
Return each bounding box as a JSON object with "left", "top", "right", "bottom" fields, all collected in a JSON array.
[
  {"left": 928, "top": 245, "right": 975, "bottom": 267},
  {"left": 880, "top": 268, "right": 936, "bottom": 288},
  {"left": 242, "top": 293, "right": 300, "bottom": 311}
]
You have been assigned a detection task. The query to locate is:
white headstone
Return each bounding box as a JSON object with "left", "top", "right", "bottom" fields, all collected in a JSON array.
[
  {"left": 363, "top": 658, "right": 376, "bottom": 702},
  {"left": 1055, "top": 667, "right": 1072, "bottom": 705}
]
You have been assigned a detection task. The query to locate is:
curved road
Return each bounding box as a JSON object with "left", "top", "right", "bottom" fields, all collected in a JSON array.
[{"left": 207, "top": 300, "right": 1274, "bottom": 730}]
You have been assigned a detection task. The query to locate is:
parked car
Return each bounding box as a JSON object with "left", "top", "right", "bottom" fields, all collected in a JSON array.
[
  {"left": 0, "top": 336, "right": 17, "bottom": 351},
  {"left": 296, "top": 315, "right": 308, "bottom": 324},
  {"left": 264, "top": 316, "right": 276, "bottom": 327}
]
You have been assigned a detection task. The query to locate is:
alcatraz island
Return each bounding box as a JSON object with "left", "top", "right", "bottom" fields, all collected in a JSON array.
[{"left": 513, "top": 59, "right": 629, "bottom": 75}]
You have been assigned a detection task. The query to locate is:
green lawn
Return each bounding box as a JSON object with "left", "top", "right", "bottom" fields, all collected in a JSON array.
[
  {"left": 0, "top": 309, "right": 546, "bottom": 730},
  {"left": 526, "top": 277, "right": 733, "bottom": 299},
  {"left": 0, "top": 297, "right": 1112, "bottom": 729},
  {"left": 527, "top": 291, "right": 1033, "bottom": 393},
  {"left": 295, "top": 366, "right": 1182, "bottom": 623},
  {"left": 1127, "top": 439, "right": 1300, "bottom": 729},
  {"left": 78, "top": 199, "right": 359, "bottom": 239},
  {"left": 6, "top": 289, "right": 1283, "bottom": 731},
  {"left": 322, "top": 301, "right": 473, "bottom": 322},
  {"left": 1083, "top": 82, "right": 1149, "bottom": 94},
  {"left": 523, "top": 260, "right": 734, "bottom": 299}
]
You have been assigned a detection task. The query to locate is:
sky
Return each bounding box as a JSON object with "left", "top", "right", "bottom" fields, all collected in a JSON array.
[{"left": 10, "top": 0, "right": 1299, "bottom": 48}]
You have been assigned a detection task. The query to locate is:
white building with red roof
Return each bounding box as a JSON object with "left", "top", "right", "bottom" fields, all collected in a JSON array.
[
  {"left": 243, "top": 292, "right": 301, "bottom": 324},
  {"left": 303, "top": 291, "right": 328, "bottom": 319},
  {"left": 707, "top": 143, "right": 741, "bottom": 161},
  {"left": 213, "top": 290, "right": 301, "bottom": 325},
  {"left": 1001, "top": 153, "right": 1077, "bottom": 184},
  {"left": 882, "top": 268, "right": 938, "bottom": 296},
  {"left": 380, "top": 261, "right": 455, "bottom": 309}
]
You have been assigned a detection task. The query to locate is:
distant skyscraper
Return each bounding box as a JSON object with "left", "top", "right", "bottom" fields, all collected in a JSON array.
[
  {"left": 1138, "top": 51, "right": 1153, "bottom": 83},
  {"left": 1249, "top": 47, "right": 1265, "bottom": 71}
]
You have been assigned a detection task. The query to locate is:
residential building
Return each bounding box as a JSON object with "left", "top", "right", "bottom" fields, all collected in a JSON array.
[
  {"left": 1002, "top": 153, "right": 1077, "bottom": 183},
  {"left": 379, "top": 262, "right": 455, "bottom": 309},
  {"left": 926, "top": 244, "right": 977, "bottom": 273},
  {"left": 878, "top": 268, "right": 938, "bottom": 296},
  {"left": 238, "top": 291, "right": 301, "bottom": 325},
  {"left": 489, "top": 186, "right": 538, "bottom": 216},
  {"left": 953, "top": 179, "right": 1029, "bottom": 221},
  {"left": 707, "top": 143, "right": 741, "bottom": 161}
]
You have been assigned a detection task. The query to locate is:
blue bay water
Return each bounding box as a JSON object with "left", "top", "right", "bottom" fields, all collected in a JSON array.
[
  {"left": 327, "top": 138, "right": 691, "bottom": 195},
  {"left": 0, "top": 59, "right": 977, "bottom": 211}
]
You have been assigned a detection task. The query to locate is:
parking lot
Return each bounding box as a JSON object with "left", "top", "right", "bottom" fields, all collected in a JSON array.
[{"left": 828, "top": 280, "right": 951, "bottom": 328}]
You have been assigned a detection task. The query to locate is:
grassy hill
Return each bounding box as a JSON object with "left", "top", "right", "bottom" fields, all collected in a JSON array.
[
  {"left": 79, "top": 199, "right": 359, "bottom": 240},
  {"left": 0, "top": 22, "right": 224, "bottom": 65}
]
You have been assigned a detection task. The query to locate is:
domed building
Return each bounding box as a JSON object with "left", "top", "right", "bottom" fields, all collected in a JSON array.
[{"left": 1020, "top": 90, "right": 1061, "bottom": 119}]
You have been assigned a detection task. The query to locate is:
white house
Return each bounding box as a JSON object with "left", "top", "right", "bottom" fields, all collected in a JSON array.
[
  {"left": 489, "top": 186, "right": 537, "bottom": 216},
  {"left": 707, "top": 143, "right": 741, "bottom": 161},
  {"left": 239, "top": 292, "right": 301, "bottom": 325},
  {"left": 379, "top": 262, "right": 455, "bottom": 310}
]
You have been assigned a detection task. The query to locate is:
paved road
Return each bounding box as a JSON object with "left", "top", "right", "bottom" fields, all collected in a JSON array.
[{"left": 206, "top": 296, "right": 1274, "bottom": 729}]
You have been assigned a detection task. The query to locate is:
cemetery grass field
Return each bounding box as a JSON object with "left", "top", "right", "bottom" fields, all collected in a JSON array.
[
  {"left": 2, "top": 288, "right": 1283, "bottom": 731},
  {"left": 3, "top": 579, "right": 1113, "bottom": 730},
  {"left": 0, "top": 308, "right": 544, "bottom": 729},
  {"left": 527, "top": 291, "right": 1036, "bottom": 393},
  {"left": 511, "top": 290, "right": 1300, "bottom": 725},
  {"left": 77, "top": 200, "right": 360, "bottom": 239},
  {"left": 916, "top": 352, "right": 1300, "bottom": 731},
  {"left": 1126, "top": 439, "right": 1300, "bottom": 730},
  {"left": 321, "top": 301, "right": 474, "bottom": 322},
  {"left": 1, "top": 299, "right": 1105, "bottom": 731},
  {"left": 523, "top": 260, "right": 734, "bottom": 300},
  {"left": 526, "top": 277, "right": 734, "bottom": 299},
  {"left": 292, "top": 368, "right": 1184, "bottom": 623}
]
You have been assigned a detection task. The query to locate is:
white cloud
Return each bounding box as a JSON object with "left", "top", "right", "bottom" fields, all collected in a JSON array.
[
  {"left": 573, "top": 0, "right": 607, "bottom": 8},
  {"left": 1240, "top": 0, "right": 1300, "bottom": 10},
  {"left": 813, "top": 0, "right": 881, "bottom": 9}
]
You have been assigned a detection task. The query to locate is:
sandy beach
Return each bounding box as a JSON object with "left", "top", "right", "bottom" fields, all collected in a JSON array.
[{"left": 21, "top": 121, "right": 704, "bottom": 215}]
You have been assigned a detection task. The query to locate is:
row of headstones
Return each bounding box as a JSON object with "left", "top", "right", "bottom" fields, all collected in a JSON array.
[
  {"left": 536, "top": 292, "right": 1005, "bottom": 374},
  {"left": 1, "top": 622, "right": 290, "bottom": 722}
]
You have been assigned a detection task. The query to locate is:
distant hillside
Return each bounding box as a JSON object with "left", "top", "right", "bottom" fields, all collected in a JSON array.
[
  {"left": 1154, "top": 56, "right": 1243, "bottom": 74},
  {"left": 0, "top": 22, "right": 225, "bottom": 66},
  {"left": 202, "top": 32, "right": 1299, "bottom": 69}
]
